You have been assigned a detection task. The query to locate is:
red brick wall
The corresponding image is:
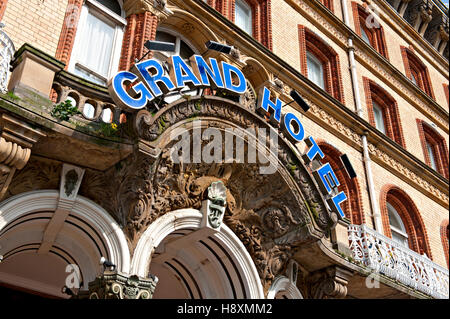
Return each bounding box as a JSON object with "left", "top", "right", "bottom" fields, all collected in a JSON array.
[
  {"left": 440, "top": 219, "right": 449, "bottom": 268},
  {"left": 363, "top": 77, "right": 405, "bottom": 147},
  {"left": 321, "top": 0, "right": 334, "bottom": 12},
  {"left": 55, "top": 0, "right": 83, "bottom": 67},
  {"left": 298, "top": 25, "right": 345, "bottom": 104},
  {"left": 416, "top": 119, "right": 449, "bottom": 179},
  {"left": 443, "top": 83, "right": 449, "bottom": 105},
  {"left": 379, "top": 184, "right": 433, "bottom": 259}
]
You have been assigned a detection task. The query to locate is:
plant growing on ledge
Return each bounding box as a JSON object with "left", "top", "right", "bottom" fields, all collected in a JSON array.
[{"left": 51, "top": 99, "right": 80, "bottom": 121}]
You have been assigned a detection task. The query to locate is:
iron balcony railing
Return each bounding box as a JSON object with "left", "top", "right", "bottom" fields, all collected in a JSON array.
[
  {"left": 0, "top": 25, "right": 15, "bottom": 93},
  {"left": 349, "top": 224, "right": 449, "bottom": 299}
]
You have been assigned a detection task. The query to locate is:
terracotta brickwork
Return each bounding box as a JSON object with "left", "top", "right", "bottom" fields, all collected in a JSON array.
[
  {"left": 119, "top": 11, "right": 158, "bottom": 71},
  {"left": 320, "top": 0, "right": 334, "bottom": 12},
  {"left": 208, "top": 0, "right": 272, "bottom": 50},
  {"left": 298, "top": 25, "right": 345, "bottom": 104},
  {"left": 416, "top": 119, "right": 449, "bottom": 179},
  {"left": 379, "top": 185, "right": 433, "bottom": 260},
  {"left": 351, "top": 2, "right": 389, "bottom": 60},
  {"left": 55, "top": 0, "right": 83, "bottom": 67},
  {"left": 440, "top": 220, "right": 449, "bottom": 268},
  {"left": 363, "top": 77, "right": 405, "bottom": 147},
  {"left": 1, "top": 0, "right": 68, "bottom": 56},
  {"left": 443, "top": 84, "right": 449, "bottom": 106},
  {"left": 0, "top": 0, "right": 7, "bottom": 21},
  {"left": 400, "top": 46, "right": 435, "bottom": 100},
  {"left": 317, "top": 141, "right": 365, "bottom": 225}
]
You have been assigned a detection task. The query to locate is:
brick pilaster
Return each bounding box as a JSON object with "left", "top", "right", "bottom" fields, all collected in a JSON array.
[
  {"left": 55, "top": 0, "right": 83, "bottom": 67},
  {"left": 119, "top": 11, "right": 158, "bottom": 71}
]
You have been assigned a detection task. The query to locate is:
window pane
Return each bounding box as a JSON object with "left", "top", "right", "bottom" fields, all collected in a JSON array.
[
  {"left": 372, "top": 102, "right": 386, "bottom": 134},
  {"left": 77, "top": 11, "right": 115, "bottom": 78},
  {"left": 426, "top": 140, "right": 438, "bottom": 170},
  {"left": 387, "top": 203, "right": 405, "bottom": 231},
  {"left": 361, "top": 25, "right": 371, "bottom": 45},
  {"left": 95, "top": 0, "right": 121, "bottom": 16},
  {"left": 235, "top": 0, "right": 252, "bottom": 35},
  {"left": 411, "top": 72, "right": 418, "bottom": 85},
  {"left": 306, "top": 52, "right": 324, "bottom": 89},
  {"left": 179, "top": 41, "right": 195, "bottom": 60}
]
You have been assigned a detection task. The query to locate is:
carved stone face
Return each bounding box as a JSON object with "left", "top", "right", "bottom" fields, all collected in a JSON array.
[
  {"left": 208, "top": 204, "right": 224, "bottom": 229},
  {"left": 64, "top": 169, "right": 78, "bottom": 197}
]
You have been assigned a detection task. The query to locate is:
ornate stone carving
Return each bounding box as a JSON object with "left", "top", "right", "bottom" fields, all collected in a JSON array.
[
  {"left": 206, "top": 181, "right": 227, "bottom": 229},
  {"left": 84, "top": 270, "right": 158, "bottom": 299},
  {"left": 123, "top": 0, "right": 170, "bottom": 19},
  {"left": 64, "top": 169, "right": 78, "bottom": 197},
  {"left": 309, "top": 266, "right": 352, "bottom": 299}
]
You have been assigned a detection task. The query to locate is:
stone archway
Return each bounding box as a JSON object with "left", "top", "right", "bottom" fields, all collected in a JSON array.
[
  {"left": 0, "top": 190, "right": 130, "bottom": 297},
  {"left": 131, "top": 208, "right": 265, "bottom": 298}
]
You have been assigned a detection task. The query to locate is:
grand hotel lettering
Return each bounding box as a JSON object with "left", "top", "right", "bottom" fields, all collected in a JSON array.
[{"left": 108, "top": 54, "right": 349, "bottom": 219}]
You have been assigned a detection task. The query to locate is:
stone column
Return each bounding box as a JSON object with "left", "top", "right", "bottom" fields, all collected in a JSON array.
[
  {"left": 119, "top": 0, "right": 171, "bottom": 71},
  {"left": 0, "top": 113, "right": 46, "bottom": 200},
  {"left": 411, "top": 1, "right": 433, "bottom": 36}
]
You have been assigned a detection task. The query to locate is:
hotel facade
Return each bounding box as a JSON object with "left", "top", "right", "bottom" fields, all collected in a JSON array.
[{"left": 0, "top": 0, "right": 448, "bottom": 299}]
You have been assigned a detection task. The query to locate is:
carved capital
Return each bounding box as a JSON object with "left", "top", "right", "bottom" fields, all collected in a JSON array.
[
  {"left": 123, "top": 0, "right": 171, "bottom": 19},
  {"left": 310, "top": 266, "right": 353, "bottom": 299},
  {"left": 80, "top": 270, "right": 158, "bottom": 299},
  {"left": 0, "top": 114, "right": 45, "bottom": 199}
]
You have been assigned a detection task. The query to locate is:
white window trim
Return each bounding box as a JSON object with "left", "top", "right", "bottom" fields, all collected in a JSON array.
[{"left": 68, "top": 0, "right": 126, "bottom": 85}]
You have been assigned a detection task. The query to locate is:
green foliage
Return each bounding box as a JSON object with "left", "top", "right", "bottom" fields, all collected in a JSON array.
[
  {"left": 51, "top": 99, "right": 80, "bottom": 121},
  {"left": 98, "top": 122, "right": 119, "bottom": 137},
  {"left": 6, "top": 91, "right": 20, "bottom": 101}
]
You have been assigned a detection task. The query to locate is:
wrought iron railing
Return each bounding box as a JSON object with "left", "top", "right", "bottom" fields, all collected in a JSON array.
[
  {"left": 348, "top": 224, "right": 449, "bottom": 299},
  {"left": 0, "top": 25, "right": 15, "bottom": 93}
]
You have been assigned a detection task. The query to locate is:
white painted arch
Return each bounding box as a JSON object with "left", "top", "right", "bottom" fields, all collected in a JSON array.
[
  {"left": 267, "top": 275, "right": 303, "bottom": 299},
  {"left": 131, "top": 208, "right": 265, "bottom": 299},
  {"left": 0, "top": 190, "right": 131, "bottom": 285}
]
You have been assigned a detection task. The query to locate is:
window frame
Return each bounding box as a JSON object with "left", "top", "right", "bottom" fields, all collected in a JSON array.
[
  {"left": 352, "top": 2, "right": 389, "bottom": 59},
  {"left": 235, "top": 0, "right": 253, "bottom": 35},
  {"left": 417, "top": 119, "right": 449, "bottom": 179},
  {"left": 68, "top": 0, "right": 126, "bottom": 85},
  {"left": 306, "top": 50, "right": 325, "bottom": 89},
  {"left": 364, "top": 77, "right": 405, "bottom": 147},
  {"left": 401, "top": 46, "right": 435, "bottom": 99}
]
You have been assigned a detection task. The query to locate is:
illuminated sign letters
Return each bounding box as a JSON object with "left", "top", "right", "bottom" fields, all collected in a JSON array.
[{"left": 108, "top": 55, "right": 348, "bottom": 219}]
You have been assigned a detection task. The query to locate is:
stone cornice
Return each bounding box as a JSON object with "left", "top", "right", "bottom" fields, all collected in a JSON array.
[
  {"left": 371, "top": 0, "right": 449, "bottom": 73},
  {"left": 286, "top": 0, "right": 449, "bottom": 134}
]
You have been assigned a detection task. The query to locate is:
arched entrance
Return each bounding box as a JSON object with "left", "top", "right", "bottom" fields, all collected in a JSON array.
[
  {"left": 131, "top": 209, "right": 265, "bottom": 299},
  {"left": 0, "top": 190, "right": 130, "bottom": 298}
]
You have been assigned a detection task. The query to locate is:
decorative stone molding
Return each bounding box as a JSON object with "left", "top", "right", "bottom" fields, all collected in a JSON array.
[
  {"left": 123, "top": 0, "right": 171, "bottom": 19},
  {"left": 309, "top": 266, "right": 352, "bottom": 299},
  {"left": 0, "top": 113, "right": 45, "bottom": 200},
  {"left": 83, "top": 270, "right": 158, "bottom": 299}
]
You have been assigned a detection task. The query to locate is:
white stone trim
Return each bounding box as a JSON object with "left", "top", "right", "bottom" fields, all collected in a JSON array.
[
  {"left": 131, "top": 208, "right": 265, "bottom": 298},
  {"left": 267, "top": 275, "right": 303, "bottom": 299},
  {"left": 0, "top": 190, "right": 130, "bottom": 275}
]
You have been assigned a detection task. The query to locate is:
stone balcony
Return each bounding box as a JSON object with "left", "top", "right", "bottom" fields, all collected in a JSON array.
[
  {"left": 0, "top": 26, "right": 15, "bottom": 93},
  {"left": 348, "top": 224, "right": 449, "bottom": 299}
]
